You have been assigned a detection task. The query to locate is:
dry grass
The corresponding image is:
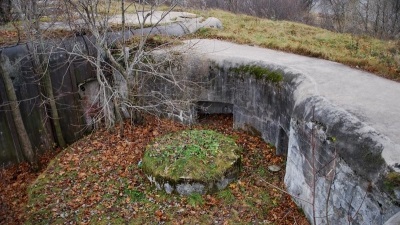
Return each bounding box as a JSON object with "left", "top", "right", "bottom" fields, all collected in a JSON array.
[{"left": 186, "top": 9, "right": 400, "bottom": 81}]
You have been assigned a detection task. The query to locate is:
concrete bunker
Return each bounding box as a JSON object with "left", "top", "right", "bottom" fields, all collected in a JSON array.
[
  {"left": 2, "top": 34, "right": 399, "bottom": 223},
  {"left": 174, "top": 51, "right": 400, "bottom": 224}
]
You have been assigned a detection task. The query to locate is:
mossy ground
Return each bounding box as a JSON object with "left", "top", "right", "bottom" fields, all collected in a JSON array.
[
  {"left": 22, "top": 115, "right": 309, "bottom": 224},
  {"left": 142, "top": 129, "right": 241, "bottom": 183}
]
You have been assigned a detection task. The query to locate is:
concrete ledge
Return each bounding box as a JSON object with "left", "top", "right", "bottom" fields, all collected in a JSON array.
[
  {"left": 173, "top": 39, "right": 400, "bottom": 224},
  {"left": 384, "top": 211, "right": 400, "bottom": 225}
]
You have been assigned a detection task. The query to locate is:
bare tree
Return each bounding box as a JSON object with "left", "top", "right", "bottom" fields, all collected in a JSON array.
[
  {"left": 369, "top": 0, "right": 400, "bottom": 37},
  {"left": 56, "top": 0, "right": 200, "bottom": 130},
  {"left": 12, "top": 0, "right": 67, "bottom": 148},
  {"left": 319, "top": 0, "right": 400, "bottom": 38},
  {"left": 174, "top": 0, "right": 315, "bottom": 21}
]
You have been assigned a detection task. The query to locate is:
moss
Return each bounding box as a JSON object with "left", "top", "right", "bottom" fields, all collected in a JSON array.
[
  {"left": 142, "top": 130, "right": 241, "bottom": 183},
  {"left": 231, "top": 65, "right": 283, "bottom": 83},
  {"left": 384, "top": 172, "right": 400, "bottom": 194}
]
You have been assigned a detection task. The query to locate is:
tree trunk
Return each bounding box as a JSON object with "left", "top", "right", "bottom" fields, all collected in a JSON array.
[
  {"left": 41, "top": 66, "right": 67, "bottom": 148},
  {"left": 0, "top": 0, "right": 12, "bottom": 24},
  {"left": 0, "top": 52, "right": 39, "bottom": 171},
  {"left": 21, "top": 0, "right": 67, "bottom": 149},
  {"left": 28, "top": 41, "right": 67, "bottom": 149}
]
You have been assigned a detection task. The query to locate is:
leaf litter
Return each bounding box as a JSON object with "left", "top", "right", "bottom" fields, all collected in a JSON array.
[{"left": 1, "top": 114, "right": 309, "bottom": 225}]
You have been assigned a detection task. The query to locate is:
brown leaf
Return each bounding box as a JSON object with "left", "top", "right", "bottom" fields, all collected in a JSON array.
[{"left": 155, "top": 210, "right": 163, "bottom": 217}]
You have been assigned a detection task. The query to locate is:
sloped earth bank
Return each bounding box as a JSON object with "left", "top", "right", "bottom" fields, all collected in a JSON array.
[
  {"left": 1, "top": 115, "right": 309, "bottom": 225},
  {"left": 0, "top": 151, "right": 60, "bottom": 224}
]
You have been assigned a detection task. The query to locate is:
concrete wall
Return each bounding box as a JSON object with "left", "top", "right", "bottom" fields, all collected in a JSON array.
[
  {"left": 178, "top": 56, "right": 400, "bottom": 224},
  {"left": 0, "top": 37, "right": 94, "bottom": 166},
  {"left": 0, "top": 17, "right": 222, "bottom": 166}
]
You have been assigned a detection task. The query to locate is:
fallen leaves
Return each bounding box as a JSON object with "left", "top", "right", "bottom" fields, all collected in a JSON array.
[
  {"left": 1, "top": 114, "right": 309, "bottom": 225},
  {"left": 205, "top": 195, "right": 218, "bottom": 206},
  {"left": 0, "top": 149, "right": 60, "bottom": 225}
]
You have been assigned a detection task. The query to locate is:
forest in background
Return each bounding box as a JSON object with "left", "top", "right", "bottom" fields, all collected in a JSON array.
[
  {"left": 1, "top": 0, "right": 399, "bottom": 38},
  {"left": 164, "top": 0, "right": 400, "bottom": 39}
]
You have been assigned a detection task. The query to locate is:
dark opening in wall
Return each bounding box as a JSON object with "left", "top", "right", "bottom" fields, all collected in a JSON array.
[
  {"left": 276, "top": 126, "right": 289, "bottom": 155},
  {"left": 197, "top": 101, "right": 233, "bottom": 115},
  {"left": 196, "top": 101, "right": 234, "bottom": 126}
]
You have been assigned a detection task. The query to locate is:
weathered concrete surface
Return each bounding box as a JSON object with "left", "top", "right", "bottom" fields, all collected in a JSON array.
[
  {"left": 384, "top": 211, "right": 400, "bottom": 225},
  {"left": 41, "top": 11, "right": 198, "bottom": 30},
  {"left": 108, "top": 11, "right": 198, "bottom": 25},
  {"left": 41, "top": 11, "right": 223, "bottom": 36},
  {"left": 170, "top": 39, "right": 400, "bottom": 224}
]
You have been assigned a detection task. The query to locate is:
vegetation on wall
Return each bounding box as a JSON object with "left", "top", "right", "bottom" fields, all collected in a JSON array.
[
  {"left": 384, "top": 172, "right": 400, "bottom": 195},
  {"left": 231, "top": 65, "right": 283, "bottom": 83}
]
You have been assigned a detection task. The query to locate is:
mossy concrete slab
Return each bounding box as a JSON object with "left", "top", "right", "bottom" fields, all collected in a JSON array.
[{"left": 142, "top": 130, "right": 241, "bottom": 195}]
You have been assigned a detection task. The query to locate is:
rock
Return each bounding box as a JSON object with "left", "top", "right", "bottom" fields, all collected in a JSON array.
[
  {"left": 268, "top": 165, "right": 281, "bottom": 172},
  {"left": 254, "top": 179, "right": 265, "bottom": 187},
  {"left": 202, "top": 17, "right": 223, "bottom": 29},
  {"left": 177, "top": 208, "right": 185, "bottom": 214}
]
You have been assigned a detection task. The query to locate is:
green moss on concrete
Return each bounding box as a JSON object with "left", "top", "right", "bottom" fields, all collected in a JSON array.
[
  {"left": 142, "top": 130, "right": 241, "bottom": 183},
  {"left": 384, "top": 172, "right": 400, "bottom": 194},
  {"left": 231, "top": 65, "right": 283, "bottom": 83}
]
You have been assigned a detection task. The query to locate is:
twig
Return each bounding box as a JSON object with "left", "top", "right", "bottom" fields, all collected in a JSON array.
[
  {"left": 325, "top": 148, "right": 337, "bottom": 225},
  {"left": 311, "top": 106, "right": 317, "bottom": 225},
  {"left": 256, "top": 176, "right": 313, "bottom": 205}
]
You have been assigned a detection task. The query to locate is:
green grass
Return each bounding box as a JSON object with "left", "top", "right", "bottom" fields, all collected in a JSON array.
[
  {"left": 124, "top": 189, "right": 146, "bottom": 202},
  {"left": 384, "top": 172, "right": 400, "bottom": 195},
  {"left": 231, "top": 65, "right": 283, "bottom": 83},
  {"left": 187, "top": 9, "right": 400, "bottom": 81},
  {"left": 187, "top": 193, "right": 205, "bottom": 207},
  {"left": 217, "top": 189, "right": 235, "bottom": 204}
]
